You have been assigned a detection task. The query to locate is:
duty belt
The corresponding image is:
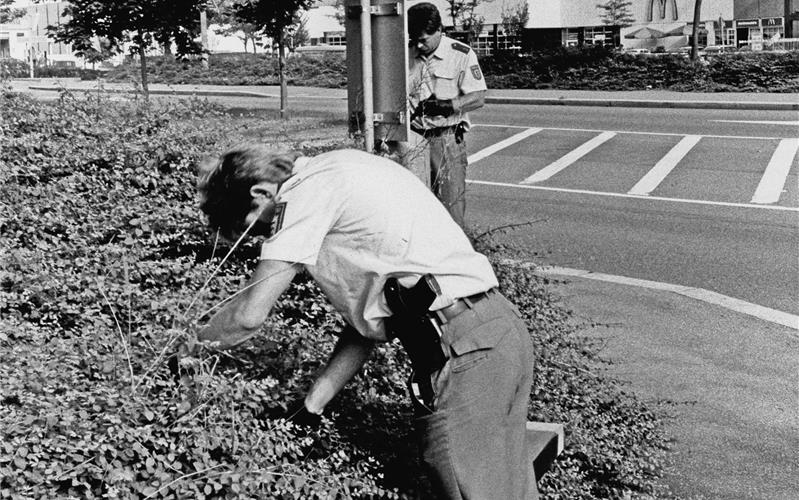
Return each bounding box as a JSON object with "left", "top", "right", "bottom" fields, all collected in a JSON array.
[
  {"left": 430, "top": 288, "right": 495, "bottom": 325},
  {"left": 411, "top": 124, "right": 457, "bottom": 137}
]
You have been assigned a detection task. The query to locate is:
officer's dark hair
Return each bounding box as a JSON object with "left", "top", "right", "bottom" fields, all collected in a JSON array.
[
  {"left": 408, "top": 2, "right": 442, "bottom": 39},
  {"left": 197, "top": 145, "right": 296, "bottom": 240}
]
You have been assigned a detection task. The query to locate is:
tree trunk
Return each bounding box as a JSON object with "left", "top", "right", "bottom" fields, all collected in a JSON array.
[
  {"left": 138, "top": 37, "right": 149, "bottom": 99},
  {"left": 690, "top": 0, "right": 702, "bottom": 60},
  {"left": 278, "top": 32, "right": 287, "bottom": 119}
]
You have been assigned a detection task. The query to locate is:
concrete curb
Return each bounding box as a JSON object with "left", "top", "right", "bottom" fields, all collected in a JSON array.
[
  {"left": 28, "top": 86, "right": 278, "bottom": 99},
  {"left": 484, "top": 96, "right": 799, "bottom": 111},
  {"left": 25, "top": 85, "right": 798, "bottom": 111}
]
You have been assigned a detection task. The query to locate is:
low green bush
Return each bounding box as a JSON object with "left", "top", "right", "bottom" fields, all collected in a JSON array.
[
  {"left": 1, "top": 86, "right": 671, "bottom": 498},
  {"left": 0, "top": 58, "right": 102, "bottom": 80},
  {"left": 105, "top": 53, "right": 347, "bottom": 88},
  {"left": 96, "top": 47, "right": 799, "bottom": 92},
  {"left": 480, "top": 47, "right": 799, "bottom": 92},
  {"left": 0, "top": 58, "right": 29, "bottom": 79}
]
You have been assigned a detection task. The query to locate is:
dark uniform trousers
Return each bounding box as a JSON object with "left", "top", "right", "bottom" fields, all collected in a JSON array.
[
  {"left": 408, "top": 290, "right": 535, "bottom": 499},
  {"left": 427, "top": 129, "right": 468, "bottom": 227}
]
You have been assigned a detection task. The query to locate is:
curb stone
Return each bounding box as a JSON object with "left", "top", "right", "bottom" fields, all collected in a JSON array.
[{"left": 23, "top": 85, "right": 798, "bottom": 111}]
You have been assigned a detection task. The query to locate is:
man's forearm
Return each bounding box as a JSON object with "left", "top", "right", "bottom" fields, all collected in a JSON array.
[
  {"left": 198, "top": 259, "right": 298, "bottom": 349},
  {"left": 453, "top": 90, "right": 486, "bottom": 114},
  {"left": 304, "top": 327, "right": 375, "bottom": 414}
]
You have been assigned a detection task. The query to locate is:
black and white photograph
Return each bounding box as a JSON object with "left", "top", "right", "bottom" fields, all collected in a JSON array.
[{"left": 1, "top": 0, "right": 797, "bottom": 498}]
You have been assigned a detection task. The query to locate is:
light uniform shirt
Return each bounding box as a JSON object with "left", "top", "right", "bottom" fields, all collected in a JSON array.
[
  {"left": 260, "top": 149, "right": 498, "bottom": 341},
  {"left": 408, "top": 35, "right": 487, "bottom": 130}
]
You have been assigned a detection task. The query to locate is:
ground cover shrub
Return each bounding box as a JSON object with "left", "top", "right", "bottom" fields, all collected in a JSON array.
[
  {"left": 97, "top": 47, "right": 799, "bottom": 92},
  {"left": 0, "top": 58, "right": 102, "bottom": 80},
  {"left": 1, "top": 85, "right": 671, "bottom": 498},
  {"left": 104, "top": 53, "right": 347, "bottom": 88},
  {"left": 481, "top": 48, "right": 799, "bottom": 92},
  {"left": 0, "top": 58, "right": 29, "bottom": 79}
]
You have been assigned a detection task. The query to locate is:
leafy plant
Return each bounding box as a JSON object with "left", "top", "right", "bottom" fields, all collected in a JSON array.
[{"left": 1, "top": 85, "right": 671, "bottom": 498}]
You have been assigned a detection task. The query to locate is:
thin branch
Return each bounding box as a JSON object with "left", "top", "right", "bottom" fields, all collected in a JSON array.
[
  {"left": 193, "top": 260, "right": 310, "bottom": 322},
  {"left": 210, "top": 228, "right": 220, "bottom": 261},
  {"left": 97, "top": 280, "right": 136, "bottom": 391},
  {"left": 142, "top": 464, "right": 225, "bottom": 499},
  {"left": 182, "top": 204, "right": 267, "bottom": 320},
  {"left": 473, "top": 219, "right": 547, "bottom": 241}
]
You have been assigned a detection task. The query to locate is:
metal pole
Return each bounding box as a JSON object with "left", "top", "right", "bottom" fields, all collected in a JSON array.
[
  {"left": 360, "top": 0, "right": 374, "bottom": 153},
  {"left": 200, "top": 10, "right": 209, "bottom": 69}
]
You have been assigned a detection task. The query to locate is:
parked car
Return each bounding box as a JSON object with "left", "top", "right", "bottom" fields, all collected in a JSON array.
[
  {"left": 698, "top": 45, "right": 735, "bottom": 58},
  {"left": 623, "top": 47, "right": 651, "bottom": 55}
]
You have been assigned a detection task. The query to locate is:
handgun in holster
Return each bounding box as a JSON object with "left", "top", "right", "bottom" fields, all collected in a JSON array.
[
  {"left": 455, "top": 122, "right": 467, "bottom": 144},
  {"left": 384, "top": 274, "right": 447, "bottom": 377}
]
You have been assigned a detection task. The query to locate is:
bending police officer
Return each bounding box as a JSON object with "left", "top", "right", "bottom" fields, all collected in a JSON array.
[{"left": 196, "top": 145, "right": 534, "bottom": 499}]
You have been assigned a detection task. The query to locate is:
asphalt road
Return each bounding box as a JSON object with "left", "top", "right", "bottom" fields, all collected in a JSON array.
[
  {"left": 465, "top": 104, "right": 799, "bottom": 315},
  {"left": 464, "top": 104, "right": 799, "bottom": 498}
]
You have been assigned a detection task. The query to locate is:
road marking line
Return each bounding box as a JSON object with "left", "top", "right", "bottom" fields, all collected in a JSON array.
[
  {"left": 710, "top": 119, "right": 799, "bottom": 126},
  {"left": 522, "top": 131, "right": 616, "bottom": 184},
  {"left": 628, "top": 135, "right": 702, "bottom": 196},
  {"left": 468, "top": 127, "right": 542, "bottom": 164},
  {"left": 521, "top": 264, "right": 799, "bottom": 331},
  {"left": 467, "top": 179, "right": 799, "bottom": 212},
  {"left": 473, "top": 123, "right": 788, "bottom": 141},
  {"left": 750, "top": 138, "right": 799, "bottom": 204}
]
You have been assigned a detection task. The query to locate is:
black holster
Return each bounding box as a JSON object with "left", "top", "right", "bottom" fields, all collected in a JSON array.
[
  {"left": 384, "top": 275, "right": 447, "bottom": 376},
  {"left": 455, "top": 122, "right": 466, "bottom": 144}
]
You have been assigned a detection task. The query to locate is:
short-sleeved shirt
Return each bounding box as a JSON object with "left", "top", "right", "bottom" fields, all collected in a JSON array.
[
  {"left": 260, "top": 149, "right": 498, "bottom": 341},
  {"left": 408, "top": 35, "right": 487, "bottom": 130}
]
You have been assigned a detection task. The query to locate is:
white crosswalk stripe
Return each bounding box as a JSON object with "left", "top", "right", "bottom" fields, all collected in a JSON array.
[
  {"left": 521, "top": 131, "right": 616, "bottom": 184},
  {"left": 469, "top": 125, "right": 798, "bottom": 208},
  {"left": 750, "top": 138, "right": 799, "bottom": 204},
  {"left": 468, "top": 127, "right": 542, "bottom": 164},
  {"left": 628, "top": 135, "right": 702, "bottom": 196}
]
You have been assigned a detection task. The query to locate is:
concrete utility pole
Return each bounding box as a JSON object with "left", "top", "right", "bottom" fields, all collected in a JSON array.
[
  {"left": 359, "top": 0, "right": 375, "bottom": 153},
  {"left": 200, "top": 9, "right": 209, "bottom": 69},
  {"left": 345, "top": 0, "right": 427, "bottom": 178}
]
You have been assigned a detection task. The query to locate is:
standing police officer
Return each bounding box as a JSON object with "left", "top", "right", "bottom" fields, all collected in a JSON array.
[
  {"left": 196, "top": 145, "right": 534, "bottom": 499},
  {"left": 407, "top": 2, "right": 487, "bottom": 227}
]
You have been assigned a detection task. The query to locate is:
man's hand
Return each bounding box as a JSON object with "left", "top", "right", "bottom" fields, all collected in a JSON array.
[
  {"left": 257, "top": 398, "right": 323, "bottom": 429},
  {"left": 418, "top": 95, "right": 456, "bottom": 118},
  {"left": 285, "top": 399, "right": 323, "bottom": 429}
]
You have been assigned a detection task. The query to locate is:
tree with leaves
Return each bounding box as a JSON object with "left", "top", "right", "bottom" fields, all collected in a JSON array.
[
  {"left": 234, "top": 0, "right": 314, "bottom": 118},
  {"left": 0, "top": 0, "right": 25, "bottom": 24},
  {"left": 209, "top": 0, "right": 261, "bottom": 53},
  {"left": 444, "top": 0, "right": 492, "bottom": 43},
  {"left": 596, "top": 0, "right": 635, "bottom": 28},
  {"left": 500, "top": 0, "right": 529, "bottom": 46},
  {"left": 47, "top": 0, "right": 205, "bottom": 97},
  {"left": 459, "top": 1, "right": 485, "bottom": 43}
]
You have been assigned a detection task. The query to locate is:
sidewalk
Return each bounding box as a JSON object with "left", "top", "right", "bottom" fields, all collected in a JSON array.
[
  {"left": 10, "top": 78, "right": 799, "bottom": 111},
  {"left": 540, "top": 273, "right": 798, "bottom": 500}
]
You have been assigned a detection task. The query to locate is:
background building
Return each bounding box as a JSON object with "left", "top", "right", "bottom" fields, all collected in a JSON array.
[{"left": 2, "top": 0, "right": 797, "bottom": 66}]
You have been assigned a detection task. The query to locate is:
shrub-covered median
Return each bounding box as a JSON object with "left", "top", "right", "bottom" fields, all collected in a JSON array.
[
  {"left": 1, "top": 86, "right": 672, "bottom": 499},
  {"left": 92, "top": 47, "right": 799, "bottom": 92},
  {"left": 4, "top": 46, "right": 797, "bottom": 92}
]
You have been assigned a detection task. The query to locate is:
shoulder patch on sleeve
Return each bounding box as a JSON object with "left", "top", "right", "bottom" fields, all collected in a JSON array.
[
  {"left": 270, "top": 202, "right": 287, "bottom": 235},
  {"left": 470, "top": 65, "right": 482, "bottom": 80},
  {"left": 451, "top": 41, "right": 470, "bottom": 54}
]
